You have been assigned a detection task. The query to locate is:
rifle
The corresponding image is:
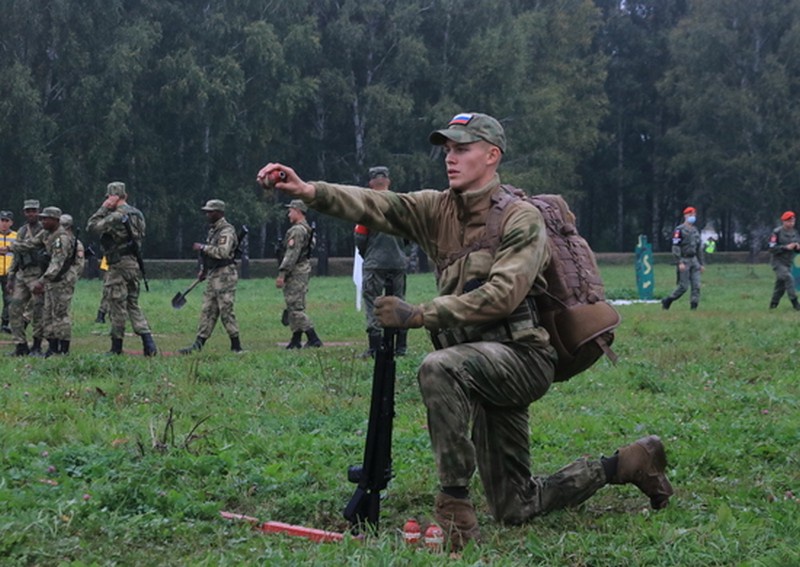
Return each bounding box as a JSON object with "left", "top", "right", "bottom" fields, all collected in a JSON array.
[
  {"left": 234, "top": 225, "right": 249, "bottom": 259},
  {"left": 121, "top": 214, "right": 149, "bottom": 291},
  {"left": 343, "top": 281, "right": 396, "bottom": 533}
]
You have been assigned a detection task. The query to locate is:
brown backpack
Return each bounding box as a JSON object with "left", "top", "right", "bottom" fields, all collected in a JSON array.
[{"left": 438, "top": 185, "right": 620, "bottom": 382}]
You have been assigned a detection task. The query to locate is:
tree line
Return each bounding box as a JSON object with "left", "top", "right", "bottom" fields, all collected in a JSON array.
[{"left": 2, "top": 0, "right": 800, "bottom": 257}]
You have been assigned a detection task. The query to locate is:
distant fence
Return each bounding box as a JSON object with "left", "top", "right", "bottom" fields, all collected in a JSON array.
[{"left": 83, "top": 251, "right": 771, "bottom": 280}]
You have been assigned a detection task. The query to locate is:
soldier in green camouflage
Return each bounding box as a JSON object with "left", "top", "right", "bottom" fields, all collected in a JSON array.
[
  {"left": 2, "top": 199, "right": 45, "bottom": 356},
  {"left": 277, "top": 200, "right": 322, "bottom": 348},
  {"left": 55, "top": 214, "right": 85, "bottom": 355},
  {"left": 662, "top": 206, "right": 704, "bottom": 311},
  {"left": 355, "top": 166, "right": 409, "bottom": 357},
  {"left": 767, "top": 210, "right": 800, "bottom": 310},
  {"left": 179, "top": 199, "right": 243, "bottom": 354},
  {"left": 87, "top": 182, "right": 158, "bottom": 356},
  {"left": 258, "top": 112, "right": 673, "bottom": 551}
]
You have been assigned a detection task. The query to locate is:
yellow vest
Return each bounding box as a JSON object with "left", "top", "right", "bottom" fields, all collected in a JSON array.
[{"left": 0, "top": 230, "right": 17, "bottom": 276}]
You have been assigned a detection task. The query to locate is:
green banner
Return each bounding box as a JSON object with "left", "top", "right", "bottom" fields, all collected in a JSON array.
[{"left": 635, "top": 235, "right": 655, "bottom": 299}]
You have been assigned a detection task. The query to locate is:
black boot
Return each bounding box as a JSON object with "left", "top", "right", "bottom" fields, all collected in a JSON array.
[
  {"left": 286, "top": 331, "right": 303, "bottom": 349},
  {"left": 10, "top": 342, "right": 29, "bottom": 356},
  {"left": 360, "top": 333, "right": 381, "bottom": 359},
  {"left": 792, "top": 298, "right": 800, "bottom": 311},
  {"left": 179, "top": 336, "right": 205, "bottom": 355},
  {"left": 141, "top": 333, "right": 158, "bottom": 357},
  {"left": 44, "top": 338, "right": 61, "bottom": 358},
  {"left": 29, "top": 337, "right": 43, "bottom": 356},
  {"left": 396, "top": 330, "right": 408, "bottom": 356},
  {"left": 59, "top": 340, "right": 70, "bottom": 355},
  {"left": 769, "top": 301, "right": 779, "bottom": 309},
  {"left": 95, "top": 310, "right": 106, "bottom": 324},
  {"left": 230, "top": 336, "right": 243, "bottom": 353},
  {"left": 304, "top": 328, "right": 323, "bottom": 348},
  {"left": 690, "top": 302, "right": 698, "bottom": 310},
  {"left": 1, "top": 319, "right": 10, "bottom": 334},
  {"left": 108, "top": 337, "right": 123, "bottom": 355},
  {"left": 661, "top": 297, "right": 673, "bottom": 310}
]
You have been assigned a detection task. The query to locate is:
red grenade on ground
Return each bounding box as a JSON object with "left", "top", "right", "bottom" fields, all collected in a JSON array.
[
  {"left": 424, "top": 523, "right": 443, "bottom": 552},
  {"left": 402, "top": 518, "right": 421, "bottom": 545}
]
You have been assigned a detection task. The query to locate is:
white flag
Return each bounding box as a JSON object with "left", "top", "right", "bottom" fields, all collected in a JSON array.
[{"left": 353, "top": 247, "right": 363, "bottom": 311}]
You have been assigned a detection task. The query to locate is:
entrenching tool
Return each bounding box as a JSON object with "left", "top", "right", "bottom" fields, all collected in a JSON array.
[{"left": 171, "top": 278, "right": 203, "bottom": 309}]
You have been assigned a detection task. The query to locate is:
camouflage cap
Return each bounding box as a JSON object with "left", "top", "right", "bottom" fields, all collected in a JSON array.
[
  {"left": 0, "top": 210, "right": 13, "bottom": 220},
  {"left": 286, "top": 199, "right": 308, "bottom": 213},
  {"left": 201, "top": 199, "right": 225, "bottom": 212},
  {"left": 369, "top": 166, "right": 390, "bottom": 179},
  {"left": 429, "top": 112, "right": 507, "bottom": 153},
  {"left": 23, "top": 199, "right": 40, "bottom": 210},
  {"left": 38, "top": 206, "right": 62, "bottom": 220},
  {"left": 106, "top": 182, "right": 127, "bottom": 197},
  {"left": 60, "top": 214, "right": 73, "bottom": 227}
]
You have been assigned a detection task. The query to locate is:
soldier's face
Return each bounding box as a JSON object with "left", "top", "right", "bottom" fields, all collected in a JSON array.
[
  {"left": 783, "top": 217, "right": 796, "bottom": 229},
  {"left": 24, "top": 208, "right": 39, "bottom": 223},
  {"left": 442, "top": 140, "right": 500, "bottom": 192},
  {"left": 40, "top": 217, "right": 59, "bottom": 231}
]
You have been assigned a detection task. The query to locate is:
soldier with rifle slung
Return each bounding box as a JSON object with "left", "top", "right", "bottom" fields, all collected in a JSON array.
[
  {"left": 87, "top": 182, "right": 157, "bottom": 356},
  {"left": 179, "top": 199, "right": 244, "bottom": 354}
]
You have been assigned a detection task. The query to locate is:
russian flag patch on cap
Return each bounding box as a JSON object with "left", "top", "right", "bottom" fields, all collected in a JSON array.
[{"left": 449, "top": 113, "right": 473, "bottom": 126}]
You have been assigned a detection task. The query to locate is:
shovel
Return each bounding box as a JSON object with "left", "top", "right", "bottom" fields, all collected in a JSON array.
[{"left": 171, "top": 278, "right": 203, "bottom": 309}]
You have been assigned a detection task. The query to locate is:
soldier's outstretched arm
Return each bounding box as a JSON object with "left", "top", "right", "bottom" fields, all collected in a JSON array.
[{"left": 256, "top": 163, "right": 316, "bottom": 201}]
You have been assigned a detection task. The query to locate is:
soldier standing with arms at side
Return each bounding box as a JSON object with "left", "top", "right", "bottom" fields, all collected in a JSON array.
[
  {"left": 277, "top": 200, "right": 323, "bottom": 349},
  {"left": 662, "top": 205, "right": 704, "bottom": 311},
  {"left": 258, "top": 112, "right": 672, "bottom": 550},
  {"left": 768, "top": 210, "right": 800, "bottom": 310},
  {"left": 4, "top": 200, "right": 45, "bottom": 355},
  {"left": 87, "top": 182, "right": 158, "bottom": 356},
  {"left": 355, "top": 166, "right": 409, "bottom": 358},
  {"left": 179, "top": 199, "right": 243, "bottom": 353},
  {"left": 0, "top": 211, "right": 17, "bottom": 333}
]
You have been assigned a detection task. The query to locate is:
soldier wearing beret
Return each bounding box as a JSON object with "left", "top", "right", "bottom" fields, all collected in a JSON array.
[
  {"left": 258, "top": 111, "right": 672, "bottom": 550},
  {"left": 662, "top": 206, "right": 705, "bottom": 311},
  {"left": 768, "top": 210, "right": 800, "bottom": 310},
  {"left": 179, "top": 199, "right": 243, "bottom": 353},
  {"left": 277, "top": 200, "right": 323, "bottom": 348},
  {"left": 355, "top": 166, "right": 409, "bottom": 358},
  {"left": 87, "top": 182, "right": 158, "bottom": 356},
  {"left": 0, "top": 199, "right": 45, "bottom": 355},
  {"left": 0, "top": 210, "right": 16, "bottom": 333}
]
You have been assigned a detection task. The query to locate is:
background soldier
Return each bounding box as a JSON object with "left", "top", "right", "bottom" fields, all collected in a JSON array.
[
  {"left": 86, "top": 182, "right": 157, "bottom": 356},
  {"left": 4, "top": 199, "right": 45, "bottom": 355},
  {"left": 0, "top": 210, "right": 17, "bottom": 333},
  {"left": 355, "top": 166, "right": 409, "bottom": 358},
  {"left": 277, "top": 200, "right": 322, "bottom": 349},
  {"left": 662, "top": 205, "right": 704, "bottom": 311},
  {"left": 179, "top": 199, "right": 243, "bottom": 353},
  {"left": 94, "top": 255, "right": 110, "bottom": 324},
  {"left": 768, "top": 210, "right": 800, "bottom": 310}
]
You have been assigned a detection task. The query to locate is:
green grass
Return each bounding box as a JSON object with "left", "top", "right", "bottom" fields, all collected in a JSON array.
[{"left": 1, "top": 264, "right": 798, "bottom": 565}]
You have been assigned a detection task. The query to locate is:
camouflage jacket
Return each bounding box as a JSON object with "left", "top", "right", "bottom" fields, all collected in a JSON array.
[
  {"left": 11, "top": 226, "right": 75, "bottom": 282},
  {"left": 671, "top": 222, "right": 704, "bottom": 264},
  {"left": 311, "top": 174, "right": 550, "bottom": 345},
  {"left": 768, "top": 226, "right": 800, "bottom": 267},
  {"left": 86, "top": 203, "right": 146, "bottom": 264},
  {"left": 355, "top": 226, "right": 407, "bottom": 271},
  {"left": 201, "top": 217, "right": 238, "bottom": 272},
  {"left": 278, "top": 220, "right": 313, "bottom": 276},
  {"left": 9, "top": 221, "right": 44, "bottom": 275}
]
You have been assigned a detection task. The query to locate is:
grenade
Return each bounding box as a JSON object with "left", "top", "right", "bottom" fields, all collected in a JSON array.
[
  {"left": 266, "top": 169, "right": 286, "bottom": 186},
  {"left": 424, "top": 523, "right": 444, "bottom": 552},
  {"left": 402, "top": 518, "right": 421, "bottom": 545}
]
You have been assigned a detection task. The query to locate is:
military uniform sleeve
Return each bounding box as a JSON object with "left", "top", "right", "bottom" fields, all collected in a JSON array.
[
  {"left": 87, "top": 207, "right": 114, "bottom": 234},
  {"left": 203, "top": 224, "right": 237, "bottom": 259},
  {"left": 422, "top": 203, "right": 549, "bottom": 330},
  {"left": 278, "top": 225, "right": 305, "bottom": 273},
  {"left": 9, "top": 229, "right": 45, "bottom": 254},
  {"left": 43, "top": 233, "right": 71, "bottom": 281}
]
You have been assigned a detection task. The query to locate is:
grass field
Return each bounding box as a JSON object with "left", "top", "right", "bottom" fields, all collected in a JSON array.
[{"left": 1, "top": 263, "right": 798, "bottom": 565}]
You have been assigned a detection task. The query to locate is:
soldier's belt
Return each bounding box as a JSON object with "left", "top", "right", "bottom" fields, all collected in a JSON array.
[{"left": 430, "top": 297, "right": 539, "bottom": 350}]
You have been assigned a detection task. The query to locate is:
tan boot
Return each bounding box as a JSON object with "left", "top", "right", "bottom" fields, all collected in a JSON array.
[
  {"left": 610, "top": 435, "right": 674, "bottom": 509},
  {"left": 433, "top": 492, "right": 481, "bottom": 551}
]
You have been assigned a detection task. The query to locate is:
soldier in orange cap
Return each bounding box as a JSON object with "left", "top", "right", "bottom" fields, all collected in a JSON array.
[
  {"left": 662, "top": 206, "right": 704, "bottom": 310},
  {"left": 767, "top": 211, "right": 800, "bottom": 310}
]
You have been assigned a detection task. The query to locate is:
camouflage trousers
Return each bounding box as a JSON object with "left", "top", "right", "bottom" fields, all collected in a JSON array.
[
  {"left": 105, "top": 258, "right": 151, "bottom": 340},
  {"left": 43, "top": 280, "right": 76, "bottom": 340},
  {"left": 283, "top": 271, "right": 313, "bottom": 332},
  {"left": 1, "top": 274, "right": 10, "bottom": 324},
  {"left": 9, "top": 270, "right": 44, "bottom": 345},
  {"left": 362, "top": 269, "right": 406, "bottom": 335},
  {"left": 98, "top": 270, "right": 110, "bottom": 313},
  {"left": 418, "top": 338, "right": 607, "bottom": 525},
  {"left": 196, "top": 266, "right": 239, "bottom": 339},
  {"left": 770, "top": 262, "right": 797, "bottom": 303},
  {"left": 668, "top": 256, "right": 702, "bottom": 304}
]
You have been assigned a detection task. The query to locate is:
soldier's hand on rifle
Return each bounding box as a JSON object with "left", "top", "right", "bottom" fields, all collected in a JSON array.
[
  {"left": 256, "top": 163, "right": 316, "bottom": 201},
  {"left": 375, "top": 296, "right": 424, "bottom": 329}
]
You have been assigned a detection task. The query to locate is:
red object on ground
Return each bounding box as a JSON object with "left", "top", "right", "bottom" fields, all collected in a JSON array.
[
  {"left": 403, "top": 518, "right": 421, "bottom": 545},
  {"left": 220, "top": 511, "right": 346, "bottom": 543},
  {"left": 424, "top": 523, "right": 444, "bottom": 552}
]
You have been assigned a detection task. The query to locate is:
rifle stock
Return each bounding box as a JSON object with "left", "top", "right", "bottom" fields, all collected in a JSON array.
[{"left": 343, "top": 281, "right": 396, "bottom": 532}]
